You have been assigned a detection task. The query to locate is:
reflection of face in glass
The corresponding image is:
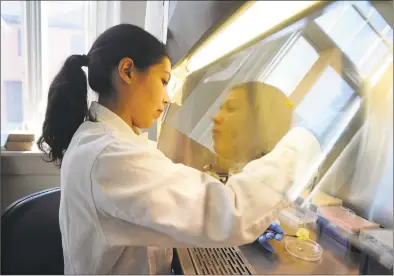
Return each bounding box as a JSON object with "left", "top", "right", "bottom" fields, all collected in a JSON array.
[{"left": 212, "top": 82, "right": 293, "bottom": 164}]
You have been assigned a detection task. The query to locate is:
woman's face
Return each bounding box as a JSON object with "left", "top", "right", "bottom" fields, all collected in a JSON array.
[
  {"left": 212, "top": 87, "right": 255, "bottom": 162},
  {"left": 118, "top": 57, "right": 172, "bottom": 129}
]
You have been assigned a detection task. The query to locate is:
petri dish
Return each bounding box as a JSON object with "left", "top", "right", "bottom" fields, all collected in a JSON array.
[{"left": 285, "top": 237, "right": 323, "bottom": 262}]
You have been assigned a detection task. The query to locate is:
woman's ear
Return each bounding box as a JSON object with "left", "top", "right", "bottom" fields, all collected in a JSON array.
[{"left": 118, "top": 57, "right": 135, "bottom": 84}]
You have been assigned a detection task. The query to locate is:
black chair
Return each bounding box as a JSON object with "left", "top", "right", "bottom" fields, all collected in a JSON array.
[{"left": 1, "top": 187, "right": 64, "bottom": 275}]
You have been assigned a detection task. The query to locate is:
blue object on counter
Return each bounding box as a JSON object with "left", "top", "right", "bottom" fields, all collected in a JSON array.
[{"left": 257, "top": 222, "right": 284, "bottom": 253}]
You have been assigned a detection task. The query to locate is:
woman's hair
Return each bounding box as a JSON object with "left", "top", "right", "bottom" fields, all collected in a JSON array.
[
  {"left": 37, "top": 24, "right": 168, "bottom": 167},
  {"left": 231, "top": 81, "right": 293, "bottom": 156}
]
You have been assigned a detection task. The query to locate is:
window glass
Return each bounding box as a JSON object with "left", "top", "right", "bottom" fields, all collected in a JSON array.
[
  {"left": 294, "top": 66, "right": 356, "bottom": 147},
  {"left": 351, "top": 1, "right": 374, "bottom": 17},
  {"left": 359, "top": 40, "right": 389, "bottom": 77},
  {"left": 317, "top": 6, "right": 366, "bottom": 51},
  {"left": 1, "top": 1, "right": 25, "bottom": 146},
  {"left": 159, "top": 2, "right": 371, "bottom": 176},
  {"left": 70, "top": 34, "right": 85, "bottom": 54},
  {"left": 369, "top": 10, "right": 389, "bottom": 33},
  {"left": 315, "top": 1, "right": 392, "bottom": 78},
  {"left": 39, "top": 1, "right": 87, "bottom": 129},
  {"left": 264, "top": 36, "right": 319, "bottom": 96},
  {"left": 345, "top": 24, "right": 380, "bottom": 65},
  {"left": 386, "top": 28, "right": 393, "bottom": 43},
  {"left": 4, "top": 81, "right": 24, "bottom": 123}
]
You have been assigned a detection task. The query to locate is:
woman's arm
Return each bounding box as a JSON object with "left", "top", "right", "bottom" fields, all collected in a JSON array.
[{"left": 91, "top": 127, "right": 320, "bottom": 247}]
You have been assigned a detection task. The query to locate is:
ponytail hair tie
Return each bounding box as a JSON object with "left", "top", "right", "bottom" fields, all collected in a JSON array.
[{"left": 79, "top": 54, "right": 90, "bottom": 67}]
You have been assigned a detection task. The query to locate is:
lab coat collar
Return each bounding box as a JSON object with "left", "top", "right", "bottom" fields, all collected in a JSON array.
[{"left": 89, "top": 101, "right": 149, "bottom": 146}]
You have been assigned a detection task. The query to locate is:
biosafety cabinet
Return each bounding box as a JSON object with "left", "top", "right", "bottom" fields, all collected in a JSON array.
[{"left": 158, "top": 1, "right": 393, "bottom": 274}]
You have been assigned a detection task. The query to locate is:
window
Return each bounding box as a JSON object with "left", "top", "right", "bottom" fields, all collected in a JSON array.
[
  {"left": 315, "top": 1, "right": 392, "bottom": 78},
  {"left": 1, "top": 1, "right": 25, "bottom": 141},
  {"left": 264, "top": 36, "right": 319, "bottom": 96},
  {"left": 294, "top": 66, "right": 356, "bottom": 147},
  {"left": 1, "top": 1, "right": 92, "bottom": 144},
  {"left": 4, "top": 81, "right": 24, "bottom": 123},
  {"left": 386, "top": 28, "right": 393, "bottom": 43},
  {"left": 71, "top": 34, "right": 85, "bottom": 54},
  {"left": 41, "top": 1, "right": 87, "bottom": 116}
]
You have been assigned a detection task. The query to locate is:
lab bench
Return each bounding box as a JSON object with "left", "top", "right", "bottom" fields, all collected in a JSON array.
[
  {"left": 172, "top": 220, "right": 361, "bottom": 275},
  {"left": 240, "top": 222, "right": 360, "bottom": 275}
]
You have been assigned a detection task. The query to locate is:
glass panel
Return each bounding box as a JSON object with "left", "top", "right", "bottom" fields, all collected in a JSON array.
[
  {"left": 351, "top": 1, "right": 374, "bottom": 17},
  {"left": 369, "top": 10, "right": 389, "bottom": 34},
  {"left": 359, "top": 40, "right": 389, "bottom": 77},
  {"left": 345, "top": 24, "right": 380, "bottom": 66},
  {"left": 158, "top": 0, "right": 392, "bottom": 245},
  {"left": 314, "top": 2, "right": 347, "bottom": 33},
  {"left": 317, "top": 5, "right": 366, "bottom": 50},
  {"left": 160, "top": 11, "right": 364, "bottom": 181},
  {"left": 315, "top": 2, "right": 391, "bottom": 79},
  {"left": 264, "top": 36, "right": 319, "bottom": 96},
  {"left": 294, "top": 67, "right": 356, "bottom": 147},
  {"left": 168, "top": 29, "right": 294, "bottom": 155},
  {"left": 1, "top": 1, "right": 25, "bottom": 147},
  {"left": 386, "top": 28, "right": 393, "bottom": 44},
  {"left": 70, "top": 34, "right": 85, "bottom": 55}
]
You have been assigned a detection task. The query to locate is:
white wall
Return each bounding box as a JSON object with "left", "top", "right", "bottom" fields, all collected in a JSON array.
[
  {"left": 1, "top": 153, "right": 60, "bottom": 213},
  {"left": 120, "top": 1, "right": 147, "bottom": 29}
]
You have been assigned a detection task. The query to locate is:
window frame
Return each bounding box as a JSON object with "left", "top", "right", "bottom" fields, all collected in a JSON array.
[
  {"left": 17, "top": 1, "right": 97, "bottom": 136},
  {"left": 17, "top": 29, "right": 22, "bottom": 56},
  {"left": 23, "top": 1, "right": 42, "bottom": 130}
]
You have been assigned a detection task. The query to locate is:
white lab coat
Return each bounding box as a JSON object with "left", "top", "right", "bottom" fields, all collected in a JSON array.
[{"left": 59, "top": 102, "right": 320, "bottom": 274}]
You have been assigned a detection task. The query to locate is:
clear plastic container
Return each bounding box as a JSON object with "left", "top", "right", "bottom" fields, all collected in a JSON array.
[
  {"left": 279, "top": 205, "right": 318, "bottom": 231},
  {"left": 318, "top": 206, "right": 379, "bottom": 234},
  {"left": 285, "top": 237, "right": 323, "bottom": 262},
  {"left": 300, "top": 190, "right": 343, "bottom": 207}
]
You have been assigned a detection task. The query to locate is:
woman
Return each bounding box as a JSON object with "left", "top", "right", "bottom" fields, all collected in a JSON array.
[
  {"left": 37, "top": 24, "right": 320, "bottom": 274},
  {"left": 211, "top": 82, "right": 294, "bottom": 253},
  {"left": 212, "top": 82, "right": 293, "bottom": 166}
]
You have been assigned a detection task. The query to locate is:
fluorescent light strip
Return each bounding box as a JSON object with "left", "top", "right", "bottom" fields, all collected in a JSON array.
[{"left": 186, "top": 1, "right": 318, "bottom": 72}]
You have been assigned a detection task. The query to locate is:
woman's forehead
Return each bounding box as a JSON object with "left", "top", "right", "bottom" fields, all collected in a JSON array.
[
  {"left": 150, "top": 56, "right": 172, "bottom": 73},
  {"left": 226, "top": 87, "right": 248, "bottom": 102}
]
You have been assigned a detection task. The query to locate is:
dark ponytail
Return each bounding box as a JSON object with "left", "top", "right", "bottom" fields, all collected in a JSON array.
[
  {"left": 37, "top": 24, "right": 168, "bottom": 167},
  {"left": 37, "top": 54, "right": 92, "bottom": 167}
]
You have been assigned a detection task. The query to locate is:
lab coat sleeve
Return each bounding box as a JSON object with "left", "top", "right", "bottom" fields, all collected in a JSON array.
[{"left": 91, "top": 127, "right": 320, "bottom": 247}]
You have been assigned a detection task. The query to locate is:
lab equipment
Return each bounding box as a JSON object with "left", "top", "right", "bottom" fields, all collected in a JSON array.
[
  {"left": 296, "top": 228, "right": 310, "bottom": 240},
  {"left": 318, "top": 206, "right": 380, "bottom": 234},
  {"left": 175, "top": 247, "right": 255, "bottom": 275},
  {"left": 278, "top": 205, "right": 318, "bottom": 231},
  {"left": 359, "top": 229, "right": 393, "bottom": 270},
  {"left": 264, "top": 230, "right": 298, "bottom": 238},
  {"left": 285, "top": 237, "right": 323, "bottom": 262},
  {"left": 300, "top": 190, "right": 342, "bottom": 207}
]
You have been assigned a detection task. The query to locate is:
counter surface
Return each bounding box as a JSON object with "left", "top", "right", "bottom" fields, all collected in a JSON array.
[{"left": 239, "top": 222, "right": 360, "bottom": 275}]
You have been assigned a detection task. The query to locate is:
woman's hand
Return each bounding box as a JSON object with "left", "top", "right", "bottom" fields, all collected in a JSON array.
[{"left": 257, "top": 221, "right": 284, "bottom": 253}]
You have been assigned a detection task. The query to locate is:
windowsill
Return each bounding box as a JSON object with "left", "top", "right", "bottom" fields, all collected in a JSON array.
[
  {"left": 1, "top": 144, "right": 44, "bottom": 157},
  {"left": 1, "top": 147, "right": 59, "bottom": 175},
  {"left": 1, "top": 149, "right": 44, "bottom": 157}
]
